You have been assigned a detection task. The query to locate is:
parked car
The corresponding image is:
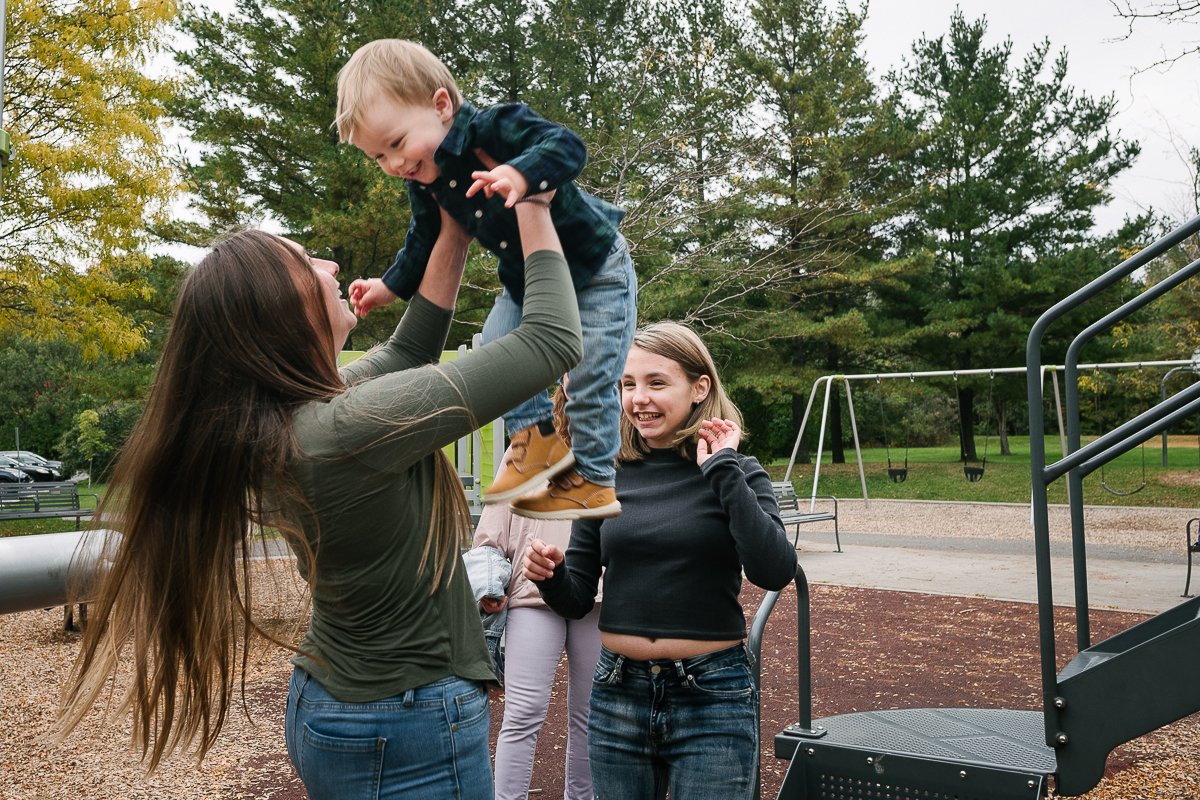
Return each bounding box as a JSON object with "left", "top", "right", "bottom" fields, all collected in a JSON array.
[
  {"left": 0, "top": 451, "right": 63, "bottom": 471},
  {"left": 0, "top": 455, "right": 60, "bottom": 482},
  {"left": 0, "top": 465, "right": 32, "bottom": 483}
]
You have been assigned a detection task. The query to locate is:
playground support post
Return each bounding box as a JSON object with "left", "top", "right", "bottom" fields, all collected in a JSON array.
[{"left": 1159, "top": 350, "right": 1200, "bottom": 466}]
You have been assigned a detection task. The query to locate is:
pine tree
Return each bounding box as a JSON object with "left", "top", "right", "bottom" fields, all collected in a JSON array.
[
  {"left": 892, "top": 10, "right": 1142, "bottom": 459},
  {"left": 733, "top": 0, "right": 919, "bottom": 461}
]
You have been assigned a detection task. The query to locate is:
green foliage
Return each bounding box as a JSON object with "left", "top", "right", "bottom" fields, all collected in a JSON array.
[
  {"left": 58, "top": 402, "right": 144, "bottom": 482},
  {"left": 160, "top": 0, "right": 1178, "bottom": 475},
  {"left": 887, "top": 10, "right": 1147, "bottom": 457},
  {"left": 1, "top": 0, "right": 180, "bottom": 359},
  {"left": 75, "top": 410, "right": 111, "bottom": 468}
]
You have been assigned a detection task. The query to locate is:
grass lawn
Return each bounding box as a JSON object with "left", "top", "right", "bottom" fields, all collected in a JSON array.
[{"left": 771, "top": 435, "right": 1200, "bottom": 507}]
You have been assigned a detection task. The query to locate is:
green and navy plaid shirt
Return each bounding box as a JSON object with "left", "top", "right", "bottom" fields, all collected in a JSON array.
[{"left": 381, "top": 102, "right": 625, "bottom": 304}]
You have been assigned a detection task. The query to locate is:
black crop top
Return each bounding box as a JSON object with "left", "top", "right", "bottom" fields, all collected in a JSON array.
[{"left": 535, "top": 447, "right": 797, "bottom": 640}]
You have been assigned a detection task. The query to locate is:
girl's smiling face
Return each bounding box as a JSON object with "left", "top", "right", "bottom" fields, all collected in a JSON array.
[{"left": 620, "top": 345, "right": 710, "bottom": 449}]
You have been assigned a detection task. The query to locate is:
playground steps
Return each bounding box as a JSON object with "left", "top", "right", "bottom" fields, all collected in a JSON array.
[
  {"left": 774, "top": 707, "right": 1053, "bottom": 799},
  {"left": 1052, "top": 594, "right": 1200, "bottom": 796}
]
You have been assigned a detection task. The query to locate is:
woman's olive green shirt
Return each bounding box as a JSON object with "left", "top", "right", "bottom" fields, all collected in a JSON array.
[{"left": 285, "top": 250, "right": 581, "bottom": 702}]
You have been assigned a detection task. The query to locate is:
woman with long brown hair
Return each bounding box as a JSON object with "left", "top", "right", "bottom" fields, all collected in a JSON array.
[{"left": 57, "top": 196, "right": 581, "bottom": 800}]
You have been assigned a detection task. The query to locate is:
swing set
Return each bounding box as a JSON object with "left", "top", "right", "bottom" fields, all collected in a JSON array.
[
  {"left": 876, "top": 372, "right": 996, "bottom": 484},
  {"left": 784, "top": 359, "right": 1200, "bottom": 507}
]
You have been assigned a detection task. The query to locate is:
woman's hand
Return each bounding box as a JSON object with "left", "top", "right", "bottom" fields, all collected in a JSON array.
[
  {"left": 696, "top": 418, "right": 742, "bottom": 467},
  {"left": 522, "top": 537, "right": 563, "bottom": 581}
]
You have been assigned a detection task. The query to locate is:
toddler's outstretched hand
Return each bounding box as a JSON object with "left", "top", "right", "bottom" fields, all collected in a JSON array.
[
  {"left": 522, "top": 538, "right": 563, "bottom": 582},
  {"left": 467, "top": 161, "right": 530, "bottom": 208},
  {"left": 348, "top": 278, "right": 397, "bottom": 317}
]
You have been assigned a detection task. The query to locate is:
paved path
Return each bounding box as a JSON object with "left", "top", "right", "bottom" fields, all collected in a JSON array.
[
  {"left": 794, "top": 530, "right": 1193, "bottom": 615},
  {"left": 252, "top": 503, "right": 1197, "bottom": 615}
]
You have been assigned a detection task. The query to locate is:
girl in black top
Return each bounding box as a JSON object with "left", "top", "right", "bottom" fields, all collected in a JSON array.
[{"left": 524, "top": 321, "right": 797, "bottom": 799}]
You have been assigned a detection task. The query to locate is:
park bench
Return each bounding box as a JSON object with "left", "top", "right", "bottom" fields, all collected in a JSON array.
[
  {"left": 0, "top": 482, "right": 98, "bottom": 529},
  {"left": 1184, "top": 517, "right": 1200, "bottom": 597},
  {"left": 771, "top": 480, "right": 840, "bottom": 552}
]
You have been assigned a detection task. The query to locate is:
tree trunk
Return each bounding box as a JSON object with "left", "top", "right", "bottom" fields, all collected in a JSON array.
[
  {"left": 791, "top": 391, "right": 810, "bottom": 464},
  {"left": 997, "top": 398, "right": 1011, "bottom": 455},
  {"left": 830, "top": 384, "right": 846, "bottom": 464},
  {"left": 957, "top": 385, "right": 978, "bottom": 462}
]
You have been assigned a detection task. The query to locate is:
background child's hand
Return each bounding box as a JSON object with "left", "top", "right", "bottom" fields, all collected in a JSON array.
[
  {"left": 480, "top": 595, "right": 508, "bottom": 614},
  {"left": 347, "top": 278, "right": 397, "bottom": 317},
  {"left": 522, "top": 538, "right": 563, "bottom": 581},
  {"left": 467, "top": 150, "right": 530, "bottom": 207}
]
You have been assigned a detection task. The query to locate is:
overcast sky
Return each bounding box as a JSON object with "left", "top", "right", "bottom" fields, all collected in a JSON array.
[{"left": 859, "top": 0, "right": 1200, "bottom": 230}]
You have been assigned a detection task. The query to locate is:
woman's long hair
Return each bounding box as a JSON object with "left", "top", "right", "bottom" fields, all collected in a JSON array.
[
  {"left": 617, "top": 322, "right": 744, "bottom": 463},
  {"left": 56, "top": 230, "right": 468, "bottom": 769}
]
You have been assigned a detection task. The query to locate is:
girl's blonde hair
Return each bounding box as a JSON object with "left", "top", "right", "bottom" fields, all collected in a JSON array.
[
  {"left": 618, "top": 322, "right": 745, "bottom": 463},
  {"left": 335, "top": 39, "right": 463, "bottom": 144}
]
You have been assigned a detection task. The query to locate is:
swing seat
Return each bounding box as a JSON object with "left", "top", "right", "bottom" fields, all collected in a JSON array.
[
  {"left": 887, "top": 467, "right": 908, "bottom": 483},
  {"left": 963, "top": 464, "right": 985, "bottom": 482}
]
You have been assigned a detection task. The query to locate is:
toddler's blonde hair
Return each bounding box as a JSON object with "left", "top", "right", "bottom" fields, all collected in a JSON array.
[{"left": 335, "top": 39, "right": 463, "bottom": 144}]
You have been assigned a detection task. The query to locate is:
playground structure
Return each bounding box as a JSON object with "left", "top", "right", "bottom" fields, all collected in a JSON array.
[
  {"left": 753, "top": 213, "right": 1200, "bottom": 798},
  {"left": 783, "top": 357, "right": 1200, "bottom": 507}
]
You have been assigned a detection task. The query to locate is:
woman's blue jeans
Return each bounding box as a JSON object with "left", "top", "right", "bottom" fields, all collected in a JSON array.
[
  {"left": 587, "top": 643, "right": 759, "bottom": 800},
  {"left": 285, "top": 667, "right": 493, "bottom": 800}
]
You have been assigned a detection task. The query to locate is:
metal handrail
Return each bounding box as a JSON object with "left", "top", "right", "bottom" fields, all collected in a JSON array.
[
  {"left": 1026, "top": 213, "right": 1200, "bottom": 743},
  {"left": 748, "top": 567, "right": 810, "bottom": 800}
]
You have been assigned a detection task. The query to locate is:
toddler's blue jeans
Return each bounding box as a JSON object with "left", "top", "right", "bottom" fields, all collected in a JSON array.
[{"left": 482, "top": 233, "right": 637, "bottom": 486}]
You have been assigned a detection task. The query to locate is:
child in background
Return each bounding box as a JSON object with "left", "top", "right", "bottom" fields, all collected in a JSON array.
[
  {"left": 471, "top": 382, "right": 602, "bottom": 800},
  {"left": 335, "top": 39, "right": 637, "bottom": 520}
]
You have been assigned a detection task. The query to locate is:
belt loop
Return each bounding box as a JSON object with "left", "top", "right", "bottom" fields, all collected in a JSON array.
[
  {"left": 402, "top": 688, "right": 415, "bottom": 708},
  {"left": 673, "top": 658, "right": 687, "bottom": 679},
  {"left": 612, "top": 653, "right": 626, "bottom": 676}
]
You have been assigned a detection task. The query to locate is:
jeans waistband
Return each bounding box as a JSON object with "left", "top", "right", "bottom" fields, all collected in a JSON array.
[{"left": 598, "top": 642, "right": 747, "bottom": 680}]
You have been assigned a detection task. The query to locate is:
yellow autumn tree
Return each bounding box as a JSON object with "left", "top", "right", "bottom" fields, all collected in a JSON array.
[{"left": 0, "top": 0, "right": 178, "bottom": 359}]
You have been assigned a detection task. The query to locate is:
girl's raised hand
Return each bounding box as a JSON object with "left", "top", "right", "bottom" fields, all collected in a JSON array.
[{"left": 696, "top": 418, "right": 742, "bottom": 467}]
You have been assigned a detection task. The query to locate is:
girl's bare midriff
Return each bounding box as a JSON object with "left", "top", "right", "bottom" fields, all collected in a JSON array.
[{"left": 601, "top": 632, "right": 741, "bottom": 661}]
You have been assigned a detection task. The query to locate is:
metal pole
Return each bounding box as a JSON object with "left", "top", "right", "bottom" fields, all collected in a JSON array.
[
  {"left": 1160, "top": 366, "right": 1189, "bottom": 466},
  {"left": 0, "top": 531, "right": 113, "bottom": 615},
  {"left": 782, "top": 378, "right": 824, "bottom": 485},
  {"left": 810, "top": 378, "right": 833, "bottom": 503},
  {"left": 841, "top": 377, "right": 870, "bottom": 509}
]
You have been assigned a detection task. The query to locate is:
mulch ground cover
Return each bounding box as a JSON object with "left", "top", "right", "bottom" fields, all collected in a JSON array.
[{"left": 223, "top": 582, "right": 1196, "bottom": 799}]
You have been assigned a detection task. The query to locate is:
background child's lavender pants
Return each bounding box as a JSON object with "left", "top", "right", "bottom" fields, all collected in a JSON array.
[{"left": 494, "top": 604, "right": 602, "bottom": 800}]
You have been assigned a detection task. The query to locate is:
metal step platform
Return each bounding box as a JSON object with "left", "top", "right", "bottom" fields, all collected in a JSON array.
[{"left": 775, "top": 707, "right": 1054, "bottom": 800}]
